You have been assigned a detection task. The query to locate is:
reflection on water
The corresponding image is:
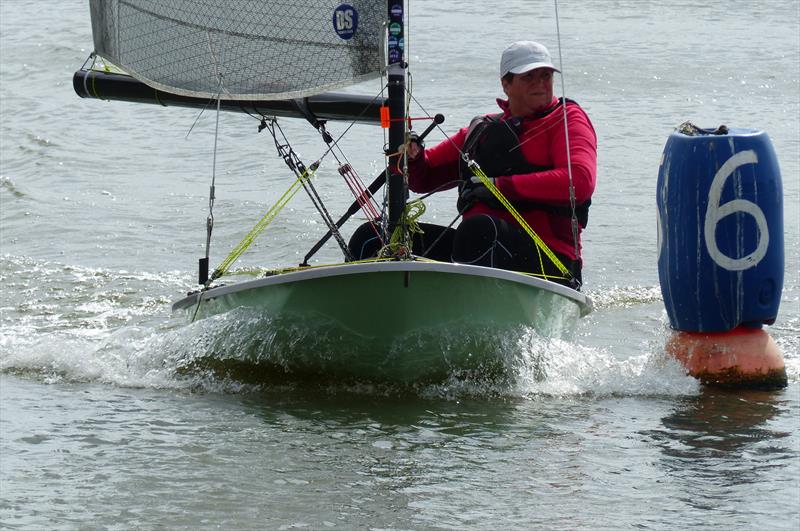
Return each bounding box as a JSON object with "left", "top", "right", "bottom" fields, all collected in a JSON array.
[
  {"left": 644, "top": 388, "right": 796, "bottom": 512},
  {"left": 653, "top": 389, "right": 789, "bottom": 458}
]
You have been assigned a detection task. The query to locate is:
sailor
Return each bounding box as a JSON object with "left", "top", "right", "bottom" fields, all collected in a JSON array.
[{"left": 349, "top": 40, "right": 597, "bottom": 289}]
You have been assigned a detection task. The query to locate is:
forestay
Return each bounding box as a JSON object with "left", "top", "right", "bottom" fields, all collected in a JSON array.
[{"left": 89, "top": 0, "right": 386, "bottom": 100}]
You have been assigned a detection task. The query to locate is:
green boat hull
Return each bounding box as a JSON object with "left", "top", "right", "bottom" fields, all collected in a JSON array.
[{"left": 173, "top": 261, "right": 591, "bottom": 383}]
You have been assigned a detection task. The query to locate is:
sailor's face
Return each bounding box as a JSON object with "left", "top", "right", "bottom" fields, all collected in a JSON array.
[{"left": 502, "top": 67, "right": 555, "bottom": 116}]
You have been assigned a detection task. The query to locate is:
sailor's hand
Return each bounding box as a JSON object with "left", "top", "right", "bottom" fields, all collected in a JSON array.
[
  {"left": 403, "top": 131, "right": 424, "bottom": 161},
  {"left": 406, "top": 142, "right": 422, "bottom": 160},
  {"left": 469, "top": 176, "right": 495, "bottom": 187},
  {"left": 457, "top": 182, "right": 503, "bottom": 212}
]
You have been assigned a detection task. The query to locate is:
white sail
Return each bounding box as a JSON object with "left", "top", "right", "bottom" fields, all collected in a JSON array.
[{"left": 89, "top": 0, "right": 386, "bottom": 100}]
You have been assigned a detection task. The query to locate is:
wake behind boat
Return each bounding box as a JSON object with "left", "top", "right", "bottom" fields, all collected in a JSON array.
[{"left": 76, "top": 0, "right": 593, "bottom": 383}]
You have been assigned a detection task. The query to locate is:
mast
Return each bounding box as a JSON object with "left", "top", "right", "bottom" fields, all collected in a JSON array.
[{"left": 385, "top": 0, "right": 407, "bottom": 239}]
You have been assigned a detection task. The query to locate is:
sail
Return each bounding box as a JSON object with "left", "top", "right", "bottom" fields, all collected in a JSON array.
[{"left": 89, "top": 0, "right": 386, "bottom": 101}]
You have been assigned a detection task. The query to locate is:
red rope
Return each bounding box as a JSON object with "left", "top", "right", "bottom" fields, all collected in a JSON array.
[{"left": 338, "top": 164, "right": 383, "bottom": 241}]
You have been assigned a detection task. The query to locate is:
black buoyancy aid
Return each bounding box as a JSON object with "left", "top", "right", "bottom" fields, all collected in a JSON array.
[{"left": 459, "top": 98, "right": 590, "bottom": 228}]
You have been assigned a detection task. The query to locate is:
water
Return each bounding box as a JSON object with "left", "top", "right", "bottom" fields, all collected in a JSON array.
[{"left": 1, "top": 0, "right": 799, "bottom": 528}]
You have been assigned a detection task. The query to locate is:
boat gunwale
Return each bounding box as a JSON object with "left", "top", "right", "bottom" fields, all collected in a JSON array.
[{"left": 172, "top": 260, "right": 592, "bottom": 316}]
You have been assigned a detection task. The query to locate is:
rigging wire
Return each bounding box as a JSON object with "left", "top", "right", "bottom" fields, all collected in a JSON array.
[
  {"left": 263, "top": 119, "right": 354, "bottom": 261},
  {"left": 291, "top": 87, "right": 390, "bottom": 242},
  {"left": 189, "top": 32, "right": 227, "bottom": 310},
  {"left": 306, "top": 87, "right": 385, "bottom": 163},
  {"left": 205, "top": 89, "right": 222, "bottom": 269},
  {"left": 201, "top": 33, "right": 227, "bottom": 287},
  {"left": 309, "top": 120, "right": 383, "bottom": 241},
  {"left": 553, "top": 0, "right": 581, "bottom": 266}
]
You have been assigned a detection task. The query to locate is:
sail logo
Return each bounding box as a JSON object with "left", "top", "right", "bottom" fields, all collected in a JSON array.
[{"left": 333, "top": 4, "right": 358, "bottom": 40}]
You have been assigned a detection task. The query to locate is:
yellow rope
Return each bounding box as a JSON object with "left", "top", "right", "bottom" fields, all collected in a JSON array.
[
  {"left": 380, "top": 199, "right": 426, "bottom": 258},
  {"left": 468, "top": 161, "right": 570, "bottom": 279},
  {"left": 210, "top": 167, "right": 316, "bottom": 281}
]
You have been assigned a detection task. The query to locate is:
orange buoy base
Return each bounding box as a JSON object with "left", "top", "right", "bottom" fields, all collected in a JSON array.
[{"left": 666, "top": 326, "right": 787, "bottom": 390}]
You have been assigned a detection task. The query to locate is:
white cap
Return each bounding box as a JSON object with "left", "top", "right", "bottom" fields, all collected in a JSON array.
[{"left": 500, "top": 41, "right": 560, "bottom": 77}]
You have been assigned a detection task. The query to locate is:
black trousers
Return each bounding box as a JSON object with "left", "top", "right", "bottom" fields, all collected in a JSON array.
[{"left": 348, "top": 214, "right": 582, "bottom": 289}]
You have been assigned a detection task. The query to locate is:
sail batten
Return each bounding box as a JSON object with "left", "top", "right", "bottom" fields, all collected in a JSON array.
[{"left": 90, "top": 0, "right": 386, "bottom": 101}]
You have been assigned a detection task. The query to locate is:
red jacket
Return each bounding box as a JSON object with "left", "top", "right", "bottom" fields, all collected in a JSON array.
[{"left": 408, "top": 97, "right": 597, "bottom": 261}]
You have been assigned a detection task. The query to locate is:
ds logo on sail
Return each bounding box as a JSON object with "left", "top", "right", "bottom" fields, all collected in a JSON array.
[{"left": 333, "top": 4, "right": 359, "bottom": 40}]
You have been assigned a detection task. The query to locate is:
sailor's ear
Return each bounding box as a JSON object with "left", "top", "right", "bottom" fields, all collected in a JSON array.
[{"left": 500, "top": 77, "right": 510, "bottom": 96}]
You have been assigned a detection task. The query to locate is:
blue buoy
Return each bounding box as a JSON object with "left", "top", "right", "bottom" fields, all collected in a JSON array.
[{"left": 657, "top": 124, "right": 784, "bottom": 333}]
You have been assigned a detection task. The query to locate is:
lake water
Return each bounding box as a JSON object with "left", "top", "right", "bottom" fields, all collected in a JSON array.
[{"left": 1, "top": 1, "right": 799, "bottom": 529}]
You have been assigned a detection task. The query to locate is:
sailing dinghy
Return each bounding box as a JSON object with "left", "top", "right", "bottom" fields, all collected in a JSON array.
[{"left": 76, "top": 0, "right": 592, "bottom": 383}]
